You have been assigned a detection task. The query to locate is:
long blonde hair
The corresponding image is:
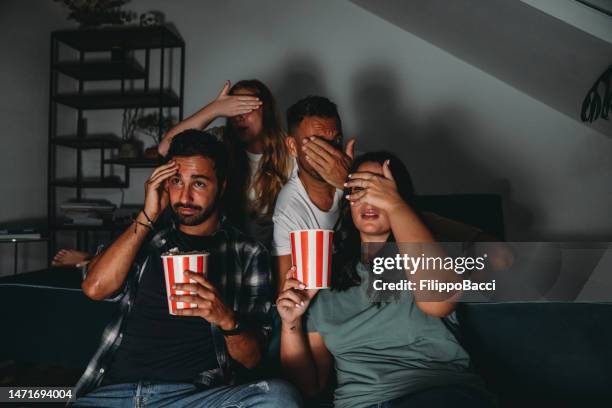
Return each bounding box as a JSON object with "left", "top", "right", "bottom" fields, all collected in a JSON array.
[{"left": 225, "top": 80, "right": 292, "bottom": 220}]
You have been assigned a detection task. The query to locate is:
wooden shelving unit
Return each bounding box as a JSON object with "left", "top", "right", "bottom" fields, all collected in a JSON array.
[{"left": 48, "top": 25, "right": 185, "bottom": 260}]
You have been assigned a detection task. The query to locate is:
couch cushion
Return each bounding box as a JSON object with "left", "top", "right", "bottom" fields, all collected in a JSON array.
[
  {"left": 457, "top": 302, "right": 612, "bottom": 404},
  {"left": 0, "top": 268, "right": 117, "bottom": 369}
]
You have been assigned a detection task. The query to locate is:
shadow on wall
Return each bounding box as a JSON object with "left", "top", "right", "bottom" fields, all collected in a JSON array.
[
  {"left": 349, "top": 65, "right": 534, "bottom": 240},
  {"left": 270, "top": 54, "right": 329, "bottom": 127},
  {"left": 350, "top": 65, "right": 418, "bottom": 153}
]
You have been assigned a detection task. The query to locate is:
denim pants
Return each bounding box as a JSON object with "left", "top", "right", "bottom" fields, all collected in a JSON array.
[
  {"left": 73, "top": 379, "right": 302, "bottom": 408},
  {"left": 365, "top": 385, "right": 497, "bottom": 408}
]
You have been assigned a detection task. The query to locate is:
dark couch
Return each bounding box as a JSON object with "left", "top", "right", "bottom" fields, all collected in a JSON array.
[
  {"left": 1, "top": 195, "right": 611, "bottom": 406},
  {"left": 2, "top": 268, "right": 611, "bottom": 406}
]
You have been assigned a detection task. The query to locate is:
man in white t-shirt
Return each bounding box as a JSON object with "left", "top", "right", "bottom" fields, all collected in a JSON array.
[{"left": 272, "top": 96, "right": 355, "bottom": 291}]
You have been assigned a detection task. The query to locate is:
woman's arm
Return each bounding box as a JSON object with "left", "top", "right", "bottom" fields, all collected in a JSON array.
[
  {"left": 277, "top": 268, "right": 333, "bottom": 398},
  {"left": 387, "top": 200, "right": 457, "bottom": 317},
  {"left": 158, "top": 81, "right": 261, "bottom": 156},
  {"left": 345, "top": 160, "right": 457, "bottom": 317},
  {"left": 281, "top": 324, "right": 333, "bottom": 399}
]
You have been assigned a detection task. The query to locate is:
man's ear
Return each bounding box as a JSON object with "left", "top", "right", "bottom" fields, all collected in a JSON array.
[{"left": 286, "top": 136, "right": 298, "bottom": 157}]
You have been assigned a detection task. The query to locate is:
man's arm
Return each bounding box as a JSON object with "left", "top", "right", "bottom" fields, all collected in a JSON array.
[
  {"left": 172, "top": 267, "right": 268, "bottom": 369},
  {"left": 271, "top": 204, "right": 294, "bottom": 294},
  {"left": 173, "top": 244, "right": 274, "bottom": 369},
  {"left": 83, "top": 213, "right": 151, "bottom": 300},
  {"left": 83, "top": 161, "right": 177, "bottom": 300},
  {"left": 158, "top": 81, "right": 261, "bottom": 156},
  {"left": 223, "top": 321, "right": 265, "bottom": 369},
  {"left": 225, "top": 244, "right": 274, "bottom": 368}
]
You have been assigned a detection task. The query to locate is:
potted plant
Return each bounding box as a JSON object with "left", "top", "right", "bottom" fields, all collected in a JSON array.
[
  {"left": 119, "top": 108, "right": 143, "bottom": 159},
  {"left": 53, "top": 0, "right": 136, "bottom": 28},
  {"left": 134, "top": 111, "right": 176, "bottom": 159}
]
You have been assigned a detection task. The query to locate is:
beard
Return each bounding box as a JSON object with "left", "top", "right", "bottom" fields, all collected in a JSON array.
[{"left": 171, "top": 201, "right": 218, "bottom": 226}]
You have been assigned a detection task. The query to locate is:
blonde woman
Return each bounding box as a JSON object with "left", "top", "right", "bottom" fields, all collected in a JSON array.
[{"left": 160, "top": 79, "right": 293, "bottom": 249}]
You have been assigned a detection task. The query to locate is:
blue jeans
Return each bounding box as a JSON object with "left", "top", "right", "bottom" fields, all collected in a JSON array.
[
  {"left": 366, "top": 385, "right": 497, "bottom": 408},
  {"left": 73, "top": 379, "right": 302, "bottom": 408}
]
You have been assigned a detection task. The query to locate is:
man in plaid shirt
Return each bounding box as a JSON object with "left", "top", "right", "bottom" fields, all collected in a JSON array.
[{"left": 72, "top": 130, "right": 301, "bottom": 407}]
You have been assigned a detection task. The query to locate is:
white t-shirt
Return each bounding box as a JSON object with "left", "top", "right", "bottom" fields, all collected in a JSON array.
[
  {"left": 271, "top": 173, "right": 343, "bottom": 256},
  {"left": 246, "top": 150, "right": 263, "bottom": 204}
]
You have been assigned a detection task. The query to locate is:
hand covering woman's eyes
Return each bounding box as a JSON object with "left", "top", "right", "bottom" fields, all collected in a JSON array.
[{"left": 344, "top": 186, "right": 365, "bottom": 197}]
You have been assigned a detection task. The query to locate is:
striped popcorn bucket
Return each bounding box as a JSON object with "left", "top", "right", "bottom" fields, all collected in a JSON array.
[
  {"left": 290, "top": 229, "right": 333, "bottom": 289},
  {"left": 161, "top": 253, "right": 209, "bottom": 315}
]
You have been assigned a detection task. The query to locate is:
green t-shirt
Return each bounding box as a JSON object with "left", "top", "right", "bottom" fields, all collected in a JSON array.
[{"left": 304, "top": 262, "right": 486, "bottom": 408}]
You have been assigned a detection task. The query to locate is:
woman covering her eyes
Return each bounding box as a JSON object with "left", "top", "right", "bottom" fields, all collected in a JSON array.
[
  {"left": 160, "top": 79, "right": 293, "bottom": 249},
  {"left": 277, "top": 151, "right": 496, "bottom": 408}
]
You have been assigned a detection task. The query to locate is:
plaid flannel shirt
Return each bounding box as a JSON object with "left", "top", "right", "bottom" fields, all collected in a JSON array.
[{"left": 72, "top": 219, "right": 273, "bottom": 400}]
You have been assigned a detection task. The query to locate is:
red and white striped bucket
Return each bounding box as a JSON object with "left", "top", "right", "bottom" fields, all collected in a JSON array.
[
  {"left": 290, "top": 229, "right": 333, "bottom": 289},
  {"left": 161, "top": 253, "right": 209, "bottom": 315}
]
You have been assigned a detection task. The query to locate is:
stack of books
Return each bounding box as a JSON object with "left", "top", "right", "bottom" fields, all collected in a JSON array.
[{"left": 60, "top": 199, "right": 116, "bottom": 226}]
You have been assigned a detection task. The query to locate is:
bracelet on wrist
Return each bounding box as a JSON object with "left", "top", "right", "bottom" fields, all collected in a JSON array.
[
  {"left": 132, "top": 217, "right": 153, "bottom": 234},
  {"left": 141, "top": 209, "right": 155, "bottom": 226}
]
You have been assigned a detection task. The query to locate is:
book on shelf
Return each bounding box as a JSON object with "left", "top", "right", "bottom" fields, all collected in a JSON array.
[
  {"left": 62, "top": 215, "right": 105, "bottom": 226},
  {"left": 0, "top": 233, "right": 42, "bottom": 240},
  {"left": 0, "top": 227, "right": 42, "bottom": 240},
  {"left": 60, "top": 198, "right": 116, "bottom": 213}
]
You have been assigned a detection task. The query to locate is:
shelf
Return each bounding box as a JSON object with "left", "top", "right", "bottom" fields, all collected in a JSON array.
[
  {"left": 50, "top": 222, "right": 129, "bottom": 231},
  {"left": 48, "top": 24, "right": 184, "bottom": 256},
  {"left": 104, "top": 157, "right": 163, "bottom": 168},
  {"left": 0, "top": 238, "right": 48, "bottom": 243},
  {"left": 52, "top": 134, "right": 122, "bottom": 149},
  {"left": 50, "top": 177, "right": 127, "bottom": 188},
  {"left": 54, "top": 89, "right": 180, "bottom": 110},
  {"left": 54, "top": 59, "right": 146, "bottom": 80},
  {"left": 53, "top": 25, "right": 184, "bottom": 51}
]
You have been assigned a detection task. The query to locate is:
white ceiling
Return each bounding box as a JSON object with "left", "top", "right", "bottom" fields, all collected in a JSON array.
[
  {"left": 521, "top": 0, "right": 612, "bottom": 44},
  {"left": 350, "top": 0, "right": 612, "bottom": 137}
]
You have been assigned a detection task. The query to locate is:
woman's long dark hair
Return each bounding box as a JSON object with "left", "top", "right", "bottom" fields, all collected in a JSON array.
[
  {"left": 223, "top": 79, "right": 292, "bottom": 226},
  {"left": 331, "top": 151, "right": 418, "bottom": 291}
]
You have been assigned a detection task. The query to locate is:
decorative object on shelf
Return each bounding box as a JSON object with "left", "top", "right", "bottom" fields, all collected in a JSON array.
[
  {"left": 53, "top": 0, "right": 136, "bottom": 28},
  {"left": 143, "top": 147, "right": 160, "bottom": 159},
  {"left": 119, "top": 107, "right": 143, "bottom": 158},
  {"left": 135, "top": 111, "right": 176, "bottom": 145},
  {"left": 118, "top": 140, "right": 142, "bottom": 158},
  {"left": 581, "top": 63, "right": 611, "bottom": 124},
  {"left": 140, "top": 11, "right": 164, "bottom": 27}
]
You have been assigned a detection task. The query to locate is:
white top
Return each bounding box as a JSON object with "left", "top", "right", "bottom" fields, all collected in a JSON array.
[
  {"left": 245, "top": 150, "right": 263, "bottom": 203},
  {"left": 271, "top": 172, "right": 343, "bottom": 256}
]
